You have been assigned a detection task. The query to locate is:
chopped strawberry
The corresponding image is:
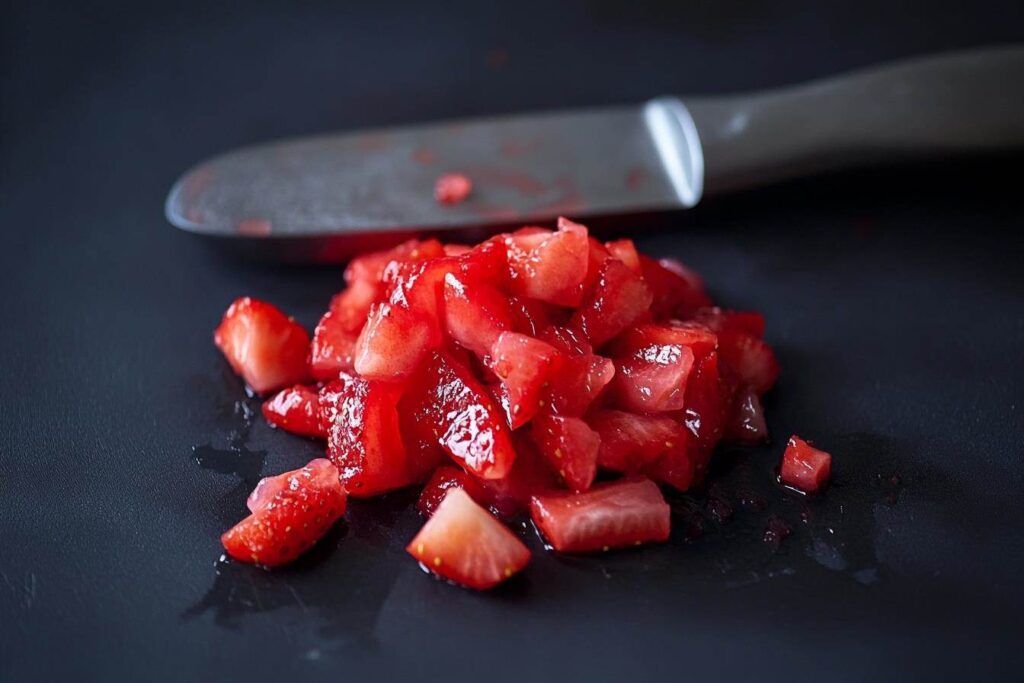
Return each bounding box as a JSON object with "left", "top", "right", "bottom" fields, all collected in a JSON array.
[
  {"left": 473, "top": 436, "right": 557, "bottom": 518},
  {"left": 407, "top": 488, "right": 530, "bottom": 590},
  {"left": 504, "top": 218, "right": 590, "bottom": 306},
  {"left": 344, "top": 238, "right": 445, "bottom": 286},
  {"left": 508, "top": 295, "right": 563, "bottom": 336},
  {"left": 589, "top": 410, "right": 685, "bottom": 473},
  {"left": 610, "top": 336, "right": 695, "bottom": 413},
  {"left": 213, "top": 297, "right": 310, "bottom": 395},
  {"left": 322, "top": 375, "right": 411, "bottom": 497},
  {"left": 656, "top": 350, "right": 725, "bottom": 485},
  {"left": 780, "top": 436, "right": 831, "bottom": 493},
  {"left": 354, "top": 302, "right": 436, "bottom": 380},
  {"left": 723, "top": 385, "right": 768, "bottom": 444},
  {"left": 416, "top": 466, "right": 492, "bottom": 517},
  {"left": 530, "top": 413, "right": 599, "bottom": 492},
  {"left": 717, "top": 328, "right": 779, "bottom": 396},
  {"left": 328, "top": 279, "right": 380, "bottom": 333},
  {"left": 570, "top": 258, "right": 653, "bottom": 348},
  {"left": 530, "top": 477, "right": 670, "bottom": 553},
  {"left": 408, "top": 351, "right": 517, "bottom": 479},
  {"left": 488, "top": 332, "right": 560, "bottom": 429},
  {"left": 222, "top": 458, "right": 347, "bottom": 567},
  {"left": 444, "top": 275, "right": 513, "bottom": 358},
  {"left": 613, "top": 322, "right": 718, "bottom": 360},
  {"left": 540, "top": 326, "right": 615, "bottom": 417},
  {"left": 639, "top": 254, "right": 711, "bottom": 319},
  {"left": 309, "top": 310, "right": 358, "bottom": 380},
  {"left": 604, "top": 238, "right": 641, "bottom": 273},
  {"left": 694, "top": 307, "right": 766, "bottom": 338},
  {"left": 434, "top": 173, "right": 473, "bottom": 205},
  {"left": 261, "top": 384, "right": 324, "bottom": 438}
]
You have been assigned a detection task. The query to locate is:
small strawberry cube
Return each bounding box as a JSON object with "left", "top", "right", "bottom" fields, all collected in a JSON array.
[
  {"left": 530, "top": 477, "right": 670, "bottom": 553},
  {"left": 540, "top": 326, "right": 615, "bottom": 417},
  {"left": 489, "top": 332, "right": 560, "bottom": 429},
  {"left": 504, "top": 218, "right": 590, "bottom": 306},
  {"left": 222, "top": 458, "right": 347, "bottom": 567},
  {"left": 530, "top": 413, "right": 599, "bottom": 492},
  {"left": 610, "top": 338, "right": 695, "bottom": 413},
  {"left": 328, "top": 278, "right": 380, "bottom": 333},
  {"left": 780, "top": 435, "right": 832, "bottom": 493},
  {"left": 604, "top": 238, "right": 641, "bottom": 273},
  {"left": 407, "top": 488, "right": 530, "bottom": 590},
  {"left": 214, "top": 297, "right": 310, "bottom": 395},
  {"left": 717, "top": 328, "right": 779, "bottom": 396},
  {"left": 639, "top": 254, "right": 711, "bottom": 319},
  {"left": 444, "top": 275, "right": 513, "bottom": 358},
  {"left": 472, "top": 437, "right": 557, "bottom": 518},
  {"left": 588, "top": 410, "right": 684, "bottom": 473},
  {"left": 354, "top": 302, "right": 437, "bottom": 380},
  {"left": 416, "top": 465, "right": 491, "bottom": 517},
  {"left": 694, "top": 307, "right": 766, "bottom": 339},
  {"left": 261, "top": 384, "right": 324, "bottom": 438},
  {"left": 570, "top": 258, "right": 653, "bottom": 348},
  {"left": 344, "top": 238, "right": 445, "bottom": 286},
  {"left": 309, "top": 310, "right": 358, "bottom": 380}
]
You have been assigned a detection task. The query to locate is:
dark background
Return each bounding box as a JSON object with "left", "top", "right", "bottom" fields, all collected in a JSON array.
[{"left": 2, "top": 1, "right": 1023, "bottom": 680}]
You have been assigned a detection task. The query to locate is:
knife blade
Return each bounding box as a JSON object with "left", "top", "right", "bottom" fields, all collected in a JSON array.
[{"left": 166, "top": 45, "right": 1024, "bottom": 261}]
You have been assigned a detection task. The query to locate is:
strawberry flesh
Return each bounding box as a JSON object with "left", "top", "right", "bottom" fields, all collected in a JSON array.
[
  {"left": 780, "top": 435, "right": 832, "bottom": 493},
  {"left": 262, "top": 384, "right": 324, "bottom": 438},
  {"left": 214, "top": 297, "right": 310, "bottom": 395}
]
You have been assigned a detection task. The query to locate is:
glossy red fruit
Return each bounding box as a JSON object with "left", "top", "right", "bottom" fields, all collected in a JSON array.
[
  {"left": 223, "top": 458, "right": 347, "bottom": 567},
  {"left": 328, "top": 279, "right": 380, "bottom": 333},
  {"left": 610, "top": 335, "right": 696, "bottom": 413},
  {"left": 717, "top": 329, "right": 779, "bottom": 396},
  {"left": 530, "top": 477, "right": 670, "bottom": 553},
  {"left": 604, "top": 238, "right": 641, "bottom": 273},
  {"left": 656, "top": 350, "right": 725, "bottom": 485},
  {"left": 504, "top": 218, "right": 590, "bottom": 306},
  {"left": 416, "top": 466, "right": 492, "bottom": 517},
  {"left": 321, "top": 375, "right": 411, "bottom": 497},
  {"left": 344, "top": 238, "right": 445, "bottom": 286},
  {"left": 489, "top": 332, "right": 560, "bottom": 429},
  {"left": 434, "top": 173, "right": 473, "bottom": 204},
  {"left": 354, "top": 302, "right": 437, "bottom": 380},
  {"left": 407, "top": 488, "right": 530, "bottom": 590},
  {"left": 639, "top": 254, "right": 712, "bottom": 319},
  {"left": 473, "top": 436, "right": 557, "bottom": 518},
  {"left": 214, "top": 297, "right": 310, "bottom": 395},
  {"left": 410, "top": 351, "right": 517, "bottom": 479},
  {"left": 694, "top": 307, "right": 766, "bottom": 339},
  {"left": 444, "top": 275, "right": 513, "bottom": 358},
  {"left": 571, "top": 258, "right": 653, "bottom": 348},
  {"left": 780, "top": 436, "right": 832, "bottom": 493},
  {"left": 261, "top": 384, "right": 324, "bottom": 438},
  {"left": 588, "top": 410, "right": 684, "bottom": 473},
  {"left": 723, "top": 385, "right": 768, "bottom": 444},
  {"left": 540, "top": 326, "right": 615, "bottom": 417},
  {"left": 309, "top": 310, "right": 358, "bottom": 380},
  {"left": 530, "top": 413, "right": 599, "bottom": 492}
]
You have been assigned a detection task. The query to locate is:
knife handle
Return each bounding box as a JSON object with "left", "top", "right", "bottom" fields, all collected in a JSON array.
[{"left": 676, "top": 45, "right": 1024, "bottom": 197}]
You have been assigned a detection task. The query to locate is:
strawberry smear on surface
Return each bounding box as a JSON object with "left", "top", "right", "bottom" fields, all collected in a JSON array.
[{"left": 208, "top": 217, "right": 831, "bottom": 588}]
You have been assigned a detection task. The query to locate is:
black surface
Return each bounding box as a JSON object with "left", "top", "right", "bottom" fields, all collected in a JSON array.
[{"left": 2, "top": 1, "right": 1024, "bottom": 681}]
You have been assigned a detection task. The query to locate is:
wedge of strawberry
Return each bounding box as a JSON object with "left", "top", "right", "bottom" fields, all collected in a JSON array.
[
  {"left": 309, "top": 310, "right": 358, "bottom": 380},
  {"left": 223, "top": 458, "right": 347, "bottom": 567},
  {"left": 321, "top": 375, "right": 411, "bottom": 497},
  {"left": 262, "top": 384, "right": 324, "bottom": 438},
  {"left": 489, "top": 332, "right": 560, "bottom": 429},
  {"left": 214, "top": 297, "right": 310, "bottom": 395},
  {"left": 588, "top": 409, "right": 684, "bottom": 473},
  {"left": 444, "top": 275, "right": 513, "bottom": 358},
  {"left": 570, "top": 258, "right": 653, "bottom": 348},
  {"left": 780, "top": 436, "right": 832, "bottom": 493},
  {"left": 540, "top": 326, "right": 615, "bottom": 417},
  {"left": 610, "top": 335, "right": 696, "bottom": 413},
  {"left": 530, "top": 477, "right": 670, "bottom": 553},
  {"left": 529, "top": 413, "right": 599, "bottom": 492},
  {"left": 504, "top": 218, "right": 590, "bottom": 306},
  {"left": 407, "top": 488, "right": 530, "bottom": 590}
]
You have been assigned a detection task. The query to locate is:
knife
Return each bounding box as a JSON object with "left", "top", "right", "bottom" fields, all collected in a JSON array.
[{"left": 166, "top": 45, "right": 1024, "bottom": 261}]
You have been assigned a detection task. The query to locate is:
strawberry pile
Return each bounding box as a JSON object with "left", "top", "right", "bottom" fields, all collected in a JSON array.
[{"left": 213, "top": 217, "right": 804, "bottom": 590}]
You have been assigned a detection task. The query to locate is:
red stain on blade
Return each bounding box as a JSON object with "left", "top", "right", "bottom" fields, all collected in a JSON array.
[{"left": 236, "top": 218, "right": 273, "bottom": 236}]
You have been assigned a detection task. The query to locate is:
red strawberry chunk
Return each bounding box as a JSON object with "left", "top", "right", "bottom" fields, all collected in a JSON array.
[
  {"left": 694, "top": 307, "right": 766, "bottom": 339},
  {"left": 489, "top": 332, "right": 560, "bottom": 429},
  {"left": 540, "top": 326, "right": 615, "bottom": 417},
  {"left": 344, "top": 238, "right": 445, "bottom": 286},
  {"left": 508, "top": 295, "right": 563, "bottom": 336},
  {"left": 589, "top": 410, "right": 685, "bottom": 473},
  {"left": 717, "top": 328, "right": 779, "bottom": 396},
  {"left": 723, "top": 385, "right": 768, "bottom": 444},
  {"left": 322, "top": 375, "right": 411, "bottom": 497},
  {"left": 416, "top": 466, "right": 492, "bottom": 517},
  {"left": 473, "top": 436, "right": 557, "bottom": 518},
  {"left": 354, "top": 302, "right": 437, "bottom": 380},
  {"left": 328, "top": 279, "right": 380, "bottom": 333},
  {"left": 780, "top": 436, "right": 832, "bottom": 493},
  {"left": 407, "top": 488, "right": 530, "bottom": 590},
  {"left": 530, "top": 477, "right": 670, "bottom": 553},
  {"left": 262, "top": 384, "right": 324, "bottom": 438},
  {"left": 410, "top": 351, "right": 517, "bottom": 479},
  {"left": 610, "top": 339, "right": 695, "bottom": 413},
  {"left": 434, "top": 173, "right": 473, "bottom": 204},
  {"left": 309, "top": 310, "right": 358, "bottom": 380},
  {"left": 223, "top": 458, "right": 347, "bottom": 567},
  {"left": 604, "top": 238, "right": 641, "bottom": 273},
  {"left": 639, "top": 254, "right": 712, "bottom": 319},
  {"left": 655, "top": 351, "right": 725, "bottom": 486},
  {"left": 504, "top": 218, "right": 590, "bottom": 306},
  {"left": 530, "top": 413, "right": 599, "bottom": 492},
  {"left": 214, "top": 297, "right": 310, "bottom": 395},
  {"left": 444, "top": 275, "right": 513, "bottom": 358},
  {"left": 611, "top": 321, "right": 717, "bottom": 360},
  {"left": 571, "top": 258, "right": 653, "bottom": 348}
]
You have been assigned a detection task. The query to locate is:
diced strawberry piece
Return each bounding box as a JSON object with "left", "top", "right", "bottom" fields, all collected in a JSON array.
[
  {"left": 589, "top": 410, "right": 684, "bottom": 473},
  {"left": 407, "top": 488, "right": 530, "bottom": 590},
  {"left": 321, "top": 375, "right": 410, "bottom": 497},
  {"left": 508, "top": 296, "right": 562, "bottom": 336},
  {"left": 354, "top": 302, "right": 437, "bottom": 380},
  {"left": 613, "top": 322, "right": 718, "bottom": 360},
  {"left": 444, "top": 275, "right": 513, "bottom": 357},
  {"left": 434, "top": 173, "right": 473, "bottom": 204},
  {"left": 328, "top": 279, "right": 381, "bottom": 333},
  {"left": 416, "top": 465, "right": 491, "bottom": 517},
  {"left": 571, "top": 258, "right": 653, "bottom": 348},
  {"left": 504, "top": 218, "right": 590, "bottom": 306},
  {"left": 488, "top": 332, "right": 560, "bottom": 429},
  {"left": 443, "top": 243, "right": 472, "bottom": 256},
  {"left": 530, "top": 477, "right": 670, "bottom": 553},
  {"left": 639, "top": 254, "right": 712, "bottom": 319},
  {"left": 694, "top": 307, "right": 766, "bottom": 339},
  {"left": 723, "top": 385, "right": 768, "bottom": 444},
  {"left": 213, "top": 297, "right": 310, "bottom": 395},
  {"left": 657, "top": 351, "right": 725, "bottom": 484},
  {"left": 530, "top": 413, "right": 599, "bottom": 492},
  {"left": 309, "top": 310, "right": 358, "bottom": 380},
  {"left": 540, "top": 326, "right": 615, "bottom": 417},
  {"left": 408, "top": 351, "right": 517, "bottom": 479},
  {"left": 717, "top": 329, "right": 779, "bottom": 396},
  {"left": 580, "top": 238, "right": 612, "bottom": 296},
  {"left": 780, "top": 436, "right": 832, "bottom": 493},
  {"left": 261, "top": 384, "right": 324, "bottom": 438},
  {"left": 604, "top": 238, "right": 641, "bottom": 273},
  {"left": 344, "top": 238, "right": 445, "bottom": 286},
  {"left": 610, "top": 338, "right": 695, "bottom": 413},
  {"left": 222, "top": 459, "right": 347, "bottom": 567},
  {"left": 472, "top": 436, "right": 556, "bottom": 518}
]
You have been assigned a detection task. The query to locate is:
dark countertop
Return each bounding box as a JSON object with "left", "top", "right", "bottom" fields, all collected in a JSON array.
[{"left": 2, "top": 1, "right": 1023, "bottom": 680}]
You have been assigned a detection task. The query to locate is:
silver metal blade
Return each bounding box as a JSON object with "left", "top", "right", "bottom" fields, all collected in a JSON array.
[{"left": 165, "top": 102, "right": 702, "bottom": 247}]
